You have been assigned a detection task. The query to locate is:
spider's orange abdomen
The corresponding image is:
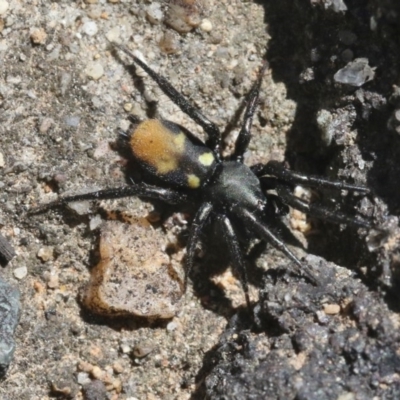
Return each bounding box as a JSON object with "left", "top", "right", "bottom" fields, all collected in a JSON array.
[{"left": 129, "top": 119, "right": 216, "bottom": 189}]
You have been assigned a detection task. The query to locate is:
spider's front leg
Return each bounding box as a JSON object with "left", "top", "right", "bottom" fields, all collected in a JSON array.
[{"left": 115, "top": 45, "right": 222, "bottom": 156}]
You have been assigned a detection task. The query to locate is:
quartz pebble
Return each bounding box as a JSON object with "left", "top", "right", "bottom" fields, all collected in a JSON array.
[
  {"left": 85, "top": 62, "right": 104, "bottom": 80},
  {"left": 0, "top": 1, "right": 9, "bottom": 16},
  {"left": 82, "top": 21, "right": 98, "bottom": 36},
  {"left": 334, "top": 58, "right": 375, "bottom": 87},
  {"left": 13, "top": 266, "right": 27, "bottom": 280}
]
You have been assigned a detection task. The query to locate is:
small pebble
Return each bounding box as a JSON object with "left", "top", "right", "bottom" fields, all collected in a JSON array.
[
  {"left": 200, "top": 19, "right": 213, "bottom": 32},
  {"left": 324, "top": 304, "right": 341, "bottom": 315},
  {"left": 120, "top": 344, "right": 131, "bottom": 354},
  {"left": 83, "top": 380, "right": 107, "bottom": 400},
  {"left": 146, "top": 3, "right": 163, "bottom": 25},
  {"left": 85, "top": 62, "right": 104, "bottom": 80},
  {"left": 78, "top": 360, "right": 94, "bottom": 373},
  {"left": 60, "top": 72, "right": 72, "bottom": 95},
  {"left": 133, "top": 344, "right": 154, "bottom": 358},
  {"left": 90, "top": 366, "right": 103, "bottom": 380},
  {"left": 334, "top": 58, "right": 375, "bottom": 87},
  {"left": 37, "top": 246, "right": 54, "bottom": 262},
  {"left": 0, "top": 1, "right": 9, "bottom": 16},
  {"left": 13, "top": 266, "right": 28, "bottom": 280},
  {"left": 46, "top": 272, "right": 59, "bottom": 289},
  {"left": 159, "top": 32, "right": 180, "bottom": 55},
  {"left": 123, "top": 103, "right": 133, "bottom": 112},
  {"left": 68, "top": 200, "right": 91, "bottom": 215},
  {"left": 0, "top": 152, "right": 4, "bottom": 168},
  {"left": 112, "top": 362, "right": 124, "bottom": 374},
  {"left": 166, "top": 321, "right": 178, "bottom": 332},
  {"left": 82, "top": 20, "right": 98, "bottom": 36},
  {"left": 39, "top": 117, "right": 54, "bottom": 133},
  {"left": 30, "top": 28, "right": 47, "bottom": 45},
  {"left": 89, "top": 215, "right": 102, "bottom": 231},
  {"left": 77, "top": 372, "right": 91, "bottom": 386},
  {"left": 64, "top": 115, "right": 81, "bottom": 127},
  {"left": 105, "top": 26, "right": 120, "bottom": 42}
]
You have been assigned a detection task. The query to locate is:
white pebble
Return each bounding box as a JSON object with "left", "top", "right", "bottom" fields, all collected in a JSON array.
[
  {"left": 0, "top": 1, "right": 9, "bottom": 16},
  {"left": 0, "top": 40, "right": 8, "bottom": 51},
  {"left": 0, "top": 152, "right": 4, "bottom": 167},
  {"left": 106, "top": 27, "right": 120, "bottom": 42},
  {"left": 166, "top": 321, "right": 177, "bottom": 331},
  {"left": 68, "top": 201, "right": 91, "bottom": 215},
  {"left": 120, "top": 344, "right": 131, "bottom": 354},
  {"left": 13, "top": 266, "right": 28, "bottom": 280},
  {"left": 82, "top": 20, "right": 98, "bottom": 36},
  {"left": 146, "top": 3, "right": 163, "bottom": 25},
  {"left": 77, "top": 372, "right": 91, "bottom": 386},
  {"left": 89, "top": 214, "right": 103, "bottom": 231},
  {"left": 37, "top": 246, "right": 54, "bottom": 262},
  {"left": 200, "top": 19, "right": 213, "bottom": 32},
  {"left": 85, "top": 62, "right": 104, "bottom": 80}
]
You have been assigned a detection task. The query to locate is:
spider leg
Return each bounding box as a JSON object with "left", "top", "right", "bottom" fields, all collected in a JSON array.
[
  {"left": 185, "top": 202, "right": 213, "bottom": 290},
  {"left": 233, "top": 61, "right": 269, "bottom": 162},
  {"left": 218, "top": 214, "right": 251, "bottom": 310},
  {"left": 29, "top": 184, "right": 188, "bottom": 214},
  {"left": 256, "top": 160, "right": 370, "bottom": 194},
  {"left": 233, "top": 206, "right": 318, "bottom": 285},
  {"left": 276, "top": 183, "right": 373, "bottom": 229},
  {"left": 115, "top": 45, "right": 222, "bottom": 156}
]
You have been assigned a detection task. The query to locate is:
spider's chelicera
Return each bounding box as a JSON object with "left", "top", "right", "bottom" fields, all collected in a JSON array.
[{"left": 33, "top": 45, "right": 372, "bottom": 308}]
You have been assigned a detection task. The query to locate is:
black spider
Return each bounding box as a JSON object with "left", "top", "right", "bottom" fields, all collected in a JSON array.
[{"left": 32, "top": 45, "right": 373, "bottom": 309}]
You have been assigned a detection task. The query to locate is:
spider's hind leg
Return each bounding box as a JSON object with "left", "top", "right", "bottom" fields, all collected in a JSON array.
[
  {"left": 29, "top": 184, "right": 188, "bottom": 215},
  {"left": 275, "top": 183, "right": 373, "bottom": 230},
  {"left": 218, "top": 214, "right": 252, "bottom": 311},
  {"left": 185, "top": 202, "right": 213, "bottom": 290}
]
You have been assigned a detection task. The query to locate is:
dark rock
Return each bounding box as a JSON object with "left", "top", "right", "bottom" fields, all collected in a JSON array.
[
  {"left": 83, "top": 380, "right": 107, "bottom": 400},
  {"left": 202, "top": 256, "right": 400, "bottom": 399},
  {"left": 0, "top": 277, "right": 21, "bottom": 377}
]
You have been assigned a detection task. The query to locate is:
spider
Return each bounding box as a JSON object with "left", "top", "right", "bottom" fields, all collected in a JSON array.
[{"left": 32, "top": 45, "right": 373, "bottom": 309}]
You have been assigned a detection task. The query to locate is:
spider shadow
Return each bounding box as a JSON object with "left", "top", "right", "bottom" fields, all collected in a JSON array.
[
  {"left": 185, "top": 209, "right": 306, "bottom": 320},
  {"left": 253, "top": 0, "right": 388, "bottom": 291}
]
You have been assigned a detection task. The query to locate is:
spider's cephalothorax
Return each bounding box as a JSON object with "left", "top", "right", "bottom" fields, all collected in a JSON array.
[{"left": 33, "top": 45, "right": 373, "bottom": 309}]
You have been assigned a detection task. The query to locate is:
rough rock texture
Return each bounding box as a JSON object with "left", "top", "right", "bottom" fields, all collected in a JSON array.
[
  {"left": 0, "top": 277, "right": 20, "bottom": 377},
  {"left": 202, "top": 255, "right": 400, "bottom": 399},
  {"left": 201, "top": 1, "right": 400, "bottom": 398}
]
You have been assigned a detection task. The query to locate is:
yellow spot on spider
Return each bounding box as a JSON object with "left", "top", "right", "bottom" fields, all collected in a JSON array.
[
  {"left": 130, "top": 120, "right": 186, "bottom": 175},
  {"left": 198, "top": 152, "right": 215, "bottom": 166},
  {"left": 173, "top": 132, "right": 186, "bottom": 149},
  {"left": 187, "top": 174, "right": 200, "bottom": 188}
]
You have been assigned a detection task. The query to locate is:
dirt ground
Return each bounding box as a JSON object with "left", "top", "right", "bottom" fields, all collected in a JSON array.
[{"left": 1, "top": 0, "right": 400, "bottom": 399}]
